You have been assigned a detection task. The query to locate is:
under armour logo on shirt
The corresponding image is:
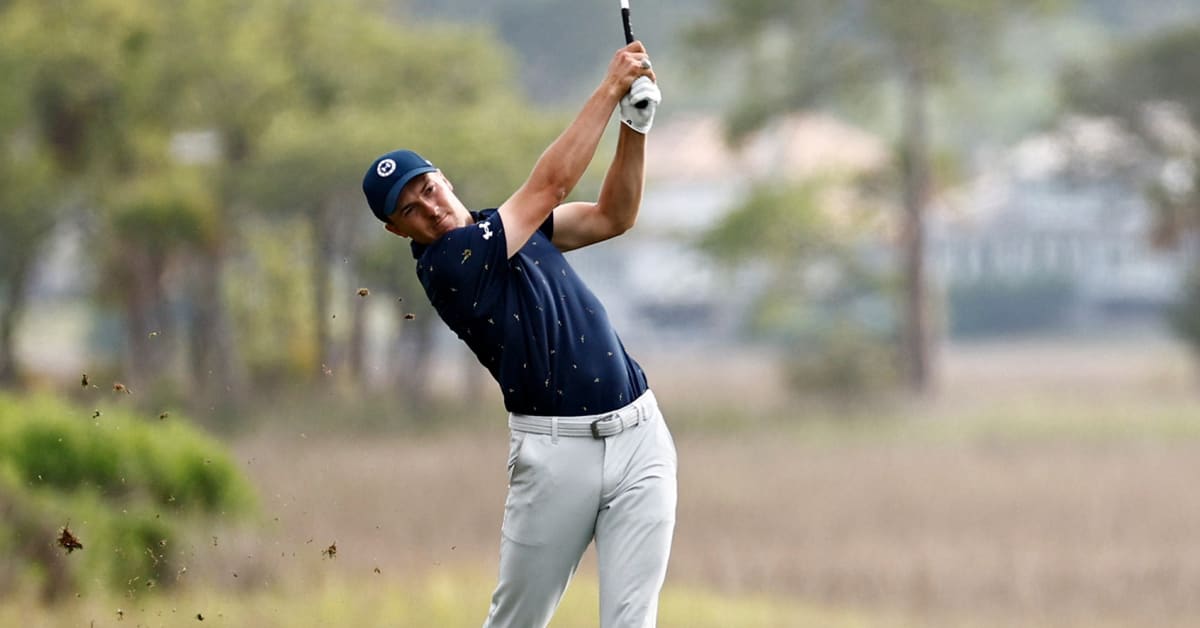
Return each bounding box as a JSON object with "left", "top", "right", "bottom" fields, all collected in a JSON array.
[{"left": 479, "top": 222, "right": 494, "bottom": 240}]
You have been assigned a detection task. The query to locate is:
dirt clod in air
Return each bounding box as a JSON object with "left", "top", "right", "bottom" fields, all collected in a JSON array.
[
  {"left": 58, "top": 524, "right": 84, "bottom": 554},
  {"left": 404, "top": 313, "right": 416, "bottom": 320},
  {"left": 113, "top": 382, "right": 131, "bottom": 394},
  {"left": 357, "top": 288, "right": 370, "bottom": 297},
  {"left": 322, "top": 542, "right": 337, "bottom": 559}
]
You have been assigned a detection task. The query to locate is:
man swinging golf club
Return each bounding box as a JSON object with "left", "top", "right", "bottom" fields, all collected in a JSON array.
[{"left": 361, "top": 41, "right": 673, "bottom": 628}]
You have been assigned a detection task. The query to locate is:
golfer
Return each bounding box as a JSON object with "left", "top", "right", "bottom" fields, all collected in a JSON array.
[{"left": 361, "top": 42, "right": 675, "bottom": 628}]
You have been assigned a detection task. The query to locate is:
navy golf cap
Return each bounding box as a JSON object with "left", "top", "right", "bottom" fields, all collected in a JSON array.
[{"left": 362, "top": 149, "right": 438, "bottom": 223}]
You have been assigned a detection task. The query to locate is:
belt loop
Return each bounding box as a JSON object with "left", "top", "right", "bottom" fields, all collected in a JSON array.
[{"left": 551, "top": 416, "right": 559, "bottom": 444}]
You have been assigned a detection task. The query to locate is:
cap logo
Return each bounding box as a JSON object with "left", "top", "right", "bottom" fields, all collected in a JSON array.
[{"left": 376, "top": 159, "right": 397, "bottom": 177}]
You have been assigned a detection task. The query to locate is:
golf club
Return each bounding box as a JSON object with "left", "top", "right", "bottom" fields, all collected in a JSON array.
[{"left": 619, "top": 0, "right": 650, "bottom": 109}]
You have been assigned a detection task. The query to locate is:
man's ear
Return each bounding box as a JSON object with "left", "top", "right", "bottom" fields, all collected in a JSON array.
[{"left": 384, "top": 222, "right": 409, "bottom": 239}]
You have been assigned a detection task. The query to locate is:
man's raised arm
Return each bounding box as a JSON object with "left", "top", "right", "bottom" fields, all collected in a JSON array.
[
  {"left": 497, "top": 42, "right": 655, "bottom": 258},
  {"left": 550, "top": 55, "right": 661, "bottom": 252}
]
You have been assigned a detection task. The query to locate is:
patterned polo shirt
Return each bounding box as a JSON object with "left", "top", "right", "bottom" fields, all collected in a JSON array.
[{"left": 411, "top": 209, "right": 649, "bottom": 416}]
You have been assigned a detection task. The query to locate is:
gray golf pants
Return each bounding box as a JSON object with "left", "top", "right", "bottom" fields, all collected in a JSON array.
[{"left": 482, "top": 390, "right": 677, "bottom": 628}]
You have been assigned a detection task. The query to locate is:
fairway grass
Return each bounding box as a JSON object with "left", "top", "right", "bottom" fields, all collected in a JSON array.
[
  {"left": 7, "top": 341, "right": 1200, "bottom": 627},
  {"left": 0, "top": 570, "right": 891, "bottom": 628},
  {"left": 7, "top": 571, "right": 1194, "bottom": 627},
  {"left": 6, "top": 570, "right": 1199, "bottom": 628}
]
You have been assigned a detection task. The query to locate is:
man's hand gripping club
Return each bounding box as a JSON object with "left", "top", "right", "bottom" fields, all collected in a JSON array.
[
  {"left": 620, "top": 75, "right": 661, "bottom": 134},
  {"left": 619, "top": 50, "right": 661, "bottom": 135}
]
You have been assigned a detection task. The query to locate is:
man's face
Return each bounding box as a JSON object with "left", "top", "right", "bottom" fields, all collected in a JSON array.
[{"left": 384, "top": 171, "right": 471, "bottom": 244}]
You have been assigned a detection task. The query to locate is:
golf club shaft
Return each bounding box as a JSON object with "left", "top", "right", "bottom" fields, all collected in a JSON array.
[
  {"left": 619, "top": 0, "right": 650, "bottom": 109},
  {"left": 621, "top": 0, "right": 634, "bottom": 44}
]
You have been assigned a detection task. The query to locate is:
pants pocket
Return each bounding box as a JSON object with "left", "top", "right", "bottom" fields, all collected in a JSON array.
[{"left": 506, "top": 431, "right": 526, "bottom": 482}]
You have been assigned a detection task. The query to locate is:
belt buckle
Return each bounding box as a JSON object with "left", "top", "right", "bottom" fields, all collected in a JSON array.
[{"left": 590, "top": 413, "right": 617, "bottom": 439}]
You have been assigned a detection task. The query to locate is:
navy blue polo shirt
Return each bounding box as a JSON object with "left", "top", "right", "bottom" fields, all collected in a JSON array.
[{"left": 412, "top": 209, "right": 648, "bottom": 417}]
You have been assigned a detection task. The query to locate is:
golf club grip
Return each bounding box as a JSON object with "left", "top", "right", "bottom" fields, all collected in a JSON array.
[{"left": 621, "top": 5, "right": 650, "bottom": 109}]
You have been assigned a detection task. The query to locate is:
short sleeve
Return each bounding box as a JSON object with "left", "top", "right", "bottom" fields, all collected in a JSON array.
[{"left": 417, "top": 211, "right": 510, "bottom": 317}]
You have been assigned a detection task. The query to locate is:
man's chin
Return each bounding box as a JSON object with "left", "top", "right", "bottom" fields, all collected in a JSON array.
[{"left": 430, "top": 217, "right": 459, "bottom": 240}]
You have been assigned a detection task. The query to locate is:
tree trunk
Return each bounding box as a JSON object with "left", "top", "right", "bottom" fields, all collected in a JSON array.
[
  {"left": 0, "top": 256, "right": 32, "bottom": 388},
  {"left": 118, "top": 246, "right": 173, "bottom": 390},
  {"left": 898, "top": 63, "right": 933, "bottom": 393},
  {"left": 182, "top": 133, "right": 250, "bottom": 419},
  {"left": 311, "top": 201, "right": 344, "bottom": 382},
  {"left": 190, "top": 246, "right": 245, "bottom": 417}
]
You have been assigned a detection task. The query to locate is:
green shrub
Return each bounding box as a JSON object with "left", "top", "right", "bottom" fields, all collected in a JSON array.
[
  {"left": 0, "top": 392, "right": 255, "bottom": 600},
  {"left": 783, "top": 322, "right": 900, "bottom": 400}
]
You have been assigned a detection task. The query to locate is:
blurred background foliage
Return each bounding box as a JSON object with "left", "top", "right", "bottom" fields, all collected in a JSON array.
[
  {"left": 0, "top": 0, "right": 560, "bottom": 598},
  {"left": 1, "top": 0, "right": 1198, "bottom": 416},
  {"left": 2, "top": 0, "right": 1200, "bottom": 617},
  {"left": 0, "top": 392, "right": 254, "bottom": 601},
  {"left": 0, "top": 0, "right": 562, "bottom": 415}
]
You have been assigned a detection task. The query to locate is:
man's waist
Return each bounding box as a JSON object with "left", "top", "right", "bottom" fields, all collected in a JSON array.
[{"left": 508, "top": 390, "right": 657, "bottom": 439}]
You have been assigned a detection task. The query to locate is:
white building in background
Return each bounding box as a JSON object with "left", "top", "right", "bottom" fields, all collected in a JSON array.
[
  {"left": 929, "top": 116, "right": 1188, "bottom": 328},
  {"left": 573, "top": 110, "right": 1189, "bottom": 346}
]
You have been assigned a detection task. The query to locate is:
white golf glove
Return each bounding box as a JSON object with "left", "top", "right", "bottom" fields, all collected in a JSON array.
[{"left": 620, "top": 76, "right": 661, "bottom": 134}]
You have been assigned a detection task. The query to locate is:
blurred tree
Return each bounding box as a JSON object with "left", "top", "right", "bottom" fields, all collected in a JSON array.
[
  {"left": 236, "top": 4, "right": 561, "bottom": 393},
  {"left": 223, "top": 215, "right": 317, "bottom": 387},
  {"left": 150, "top": 0, "right": 301, "bottom": 410},
  {"left": 0, "top": 0, "right": 118, "bottom": 385},
  {"left": 0, "top": 147, "right": 56, "bottom": 387},
  {"left": 698, "top": 180, "right": 900, "bottom": 398},
  {"left": 1, "top": 0, "right": 241, "bottom": 406},
  {"left": 0, "top": 0, "right": 572, "bottom": 414},
  {"left": 102, "top": 174, "right": 218, "bottom": 390},
  {"left": 1061, "top": 23, "right": 1200, "bottom": 361},
  {"left": 685, "top": 0, "right": 1063, "bottom": 393}
]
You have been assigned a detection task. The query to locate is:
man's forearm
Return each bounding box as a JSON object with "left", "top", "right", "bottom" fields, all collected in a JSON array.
[
  {"left": 528, "top": 82, "right": 624, "bottom": 206},
  {"left": 595, "top": 124, "right": 646, "bottom": 233},
  {"left": 499, "top": 43, "right": 653, "bottom": 257}
]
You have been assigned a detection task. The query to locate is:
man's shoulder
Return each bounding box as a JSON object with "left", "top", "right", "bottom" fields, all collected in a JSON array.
[
  {"left": 417, "top": 210, "right": 506, "bottom": 283},
  {"left": 416, "top": 210, "right": 497, "bottom": 258}
]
